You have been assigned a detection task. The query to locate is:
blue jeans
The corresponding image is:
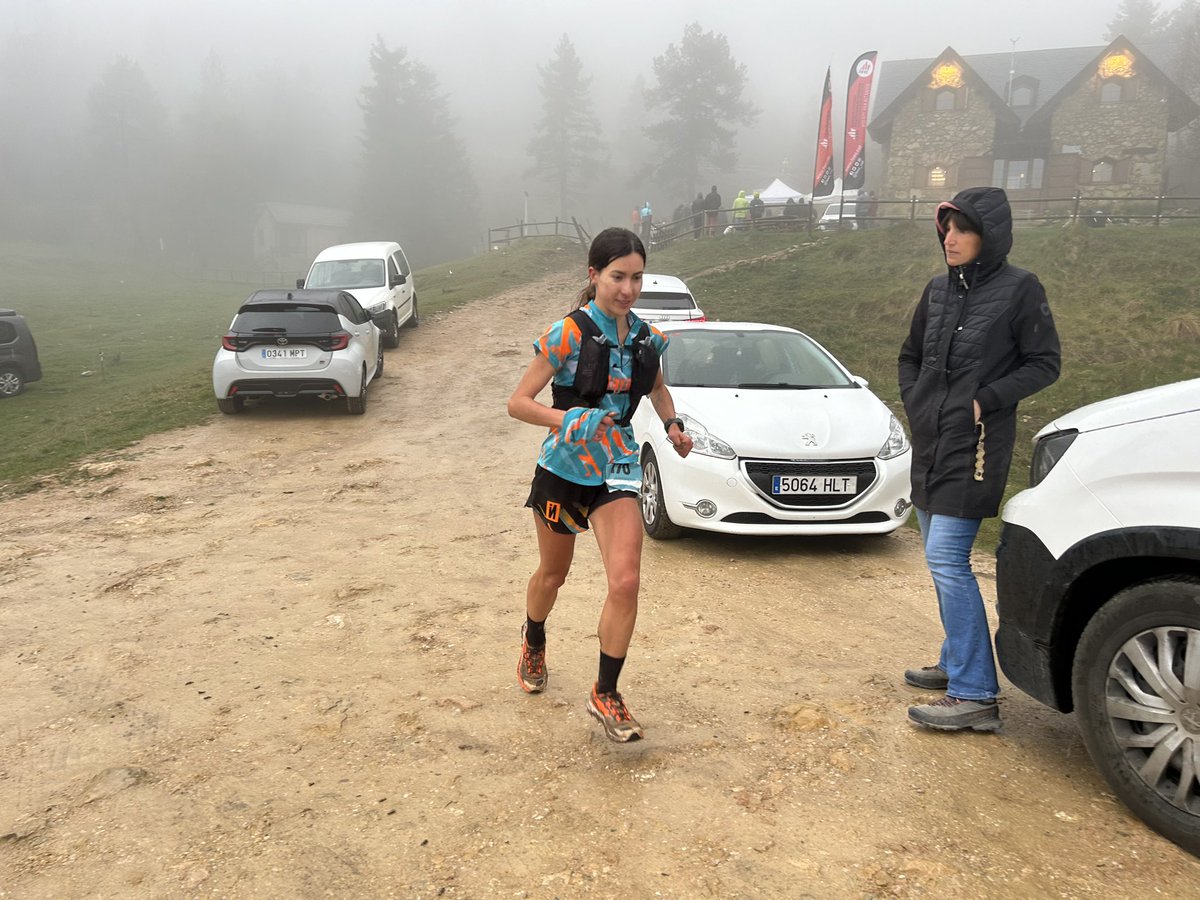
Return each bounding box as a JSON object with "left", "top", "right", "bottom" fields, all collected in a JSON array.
[{"left": 915, "top": 508, "right": 999, "bottom": 701}]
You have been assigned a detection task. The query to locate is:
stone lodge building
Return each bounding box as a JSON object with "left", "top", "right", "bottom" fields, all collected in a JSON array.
[{"left": 867, "top": 36, "right": 1200, "bottom": 206}]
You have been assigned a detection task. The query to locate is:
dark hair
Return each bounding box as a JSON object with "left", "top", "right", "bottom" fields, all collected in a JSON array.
[
  {"left": 940, "top": 209, "right": 979, "bottom": 235},
  {"left": 575, "top": 227, "right": 646, "bottom": 307}
]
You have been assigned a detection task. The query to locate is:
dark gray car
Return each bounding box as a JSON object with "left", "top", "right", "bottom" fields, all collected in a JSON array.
[{"left": 0, "top": 309, "right": 42, "bottom": 397}]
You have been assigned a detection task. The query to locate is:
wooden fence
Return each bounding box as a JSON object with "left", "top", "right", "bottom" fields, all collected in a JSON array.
[
  {"left": 647, "top": 192, "right": 1200, "bottom": 250},
  {"left": 487, "top": 217, "right": 590, "bottom": 249}
]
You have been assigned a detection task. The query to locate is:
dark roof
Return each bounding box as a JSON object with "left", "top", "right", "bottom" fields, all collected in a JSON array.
[
  {"left": 256, "top": 202, "right": 350, "bottom": 228},
  {"left": 869, "top": 35, "right": 1198, "bottom": 139},
  {"left": 239, "top": 289, "right": 363, "bottom": 319}
]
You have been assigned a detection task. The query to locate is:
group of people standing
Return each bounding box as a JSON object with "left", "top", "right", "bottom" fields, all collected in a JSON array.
[{"left": 509, "top": 186, "right": 1060, "bottom": 742}]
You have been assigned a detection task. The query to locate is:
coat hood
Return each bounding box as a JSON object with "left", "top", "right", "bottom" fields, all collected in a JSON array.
[{"left": 935, "top": 186, "right": 1013, "bottom": 281}]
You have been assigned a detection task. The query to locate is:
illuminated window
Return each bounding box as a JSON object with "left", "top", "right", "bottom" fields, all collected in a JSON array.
[
  {"left": 1098, "top": 51, "right": 1136, "bottom": 79},
  {"left": 1092, "top": 160, "right": 1114, "bottom": 183},
  {"left": 928, "top": 165, "right": 948, "bottom": 187}
]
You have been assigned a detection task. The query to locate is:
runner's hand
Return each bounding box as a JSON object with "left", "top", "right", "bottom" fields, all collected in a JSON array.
[{"left": 668, "top": 429, "right": 693, "bottom": 458}]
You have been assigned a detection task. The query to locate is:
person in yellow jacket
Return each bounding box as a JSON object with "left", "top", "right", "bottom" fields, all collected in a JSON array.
[{"left": 731, "top": 190, "right": 750, "bottom": 230}]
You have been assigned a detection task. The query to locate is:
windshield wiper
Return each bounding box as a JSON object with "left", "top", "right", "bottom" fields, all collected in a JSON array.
[{"left": 735, "top": 382, "right": 821, "bottom": 389}]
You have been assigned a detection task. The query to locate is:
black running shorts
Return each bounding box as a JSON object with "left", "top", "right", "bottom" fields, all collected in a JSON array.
[{"left": 525, "top": 465, "right": 636, "bottom": 534}]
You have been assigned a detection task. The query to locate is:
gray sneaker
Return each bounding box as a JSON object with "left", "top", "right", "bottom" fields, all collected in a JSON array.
[
  {"left": 904, "top": 665, "right": 949, "bottom": 690},
  {"left": 908, "top": 695, "right": 1001, "bottom": 732}
]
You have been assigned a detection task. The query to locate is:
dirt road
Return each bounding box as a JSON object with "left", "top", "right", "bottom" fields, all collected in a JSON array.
[{"left": 1, "top": 271, "right": 1198, "bottom": 897}]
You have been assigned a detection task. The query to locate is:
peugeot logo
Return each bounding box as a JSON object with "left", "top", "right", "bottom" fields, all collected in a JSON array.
[
  {"left": 802, "top": 432, "right": 818, "bottom": 447},
  {"left": 276, "top": 337, "right": 289, "bottom": 346}
]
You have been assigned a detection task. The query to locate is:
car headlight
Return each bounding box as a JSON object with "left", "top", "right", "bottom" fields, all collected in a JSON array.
[
  {"left": 1030, "top": 429, "right": 1078, "bottom": 487},
  {"left": 678, "top": 413, "right": 735, "bottom": 459},
  {"left": 368, "top": 301, "right": 387, "bottom": 314},
  {"left": 877, "top": 414, "right": 910, "bottom": 460}
]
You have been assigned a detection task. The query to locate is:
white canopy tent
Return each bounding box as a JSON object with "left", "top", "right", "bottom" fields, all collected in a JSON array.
[
  {"left": 756, "top": 177, "right": 805, "bottom": 205},
  {"left": 756, "top": 176, "right": 859, "bottom": 208}
]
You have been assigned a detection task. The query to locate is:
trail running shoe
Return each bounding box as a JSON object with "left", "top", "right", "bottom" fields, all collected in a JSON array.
[
  {"left": 904, "top": 665, "right": 949, "bottom": 690},
  {"left": 907, "top": 695, "right": 1001, "bottom": 732},
  {"left": 517, "top": 624, "right": 547, "bottom": 693},
  {"left": 586, "top": 684, "right": 644, "bottom": 742}
]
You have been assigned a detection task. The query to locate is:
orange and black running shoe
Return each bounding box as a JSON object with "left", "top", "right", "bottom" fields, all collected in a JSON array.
[
  {"left": 586, "top": 683, "right": 644, "bottom": 742},
  {"left": 517, "top": 624, "right": 547, "bottom": 693}
]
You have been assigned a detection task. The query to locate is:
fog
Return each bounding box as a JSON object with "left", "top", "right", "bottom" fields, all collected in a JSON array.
[{"left": 0, "top": 0, "right": 1172, "bottom": 267}]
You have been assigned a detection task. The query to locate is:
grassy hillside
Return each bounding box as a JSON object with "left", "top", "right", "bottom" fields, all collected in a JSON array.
[
  {"left": 647, "top": 223, "right": 1200, "bottom": 543},
  {"left": 0, "top": 239, "right": 581, "bottom": 489},
  {"left": 3, "top": 225, "right": 1198, "bottom": 543}
]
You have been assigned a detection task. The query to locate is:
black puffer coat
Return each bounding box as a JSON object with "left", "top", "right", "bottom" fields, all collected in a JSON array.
[{"left": 898, "top": 187, "right": 1061, "bottom": 519}]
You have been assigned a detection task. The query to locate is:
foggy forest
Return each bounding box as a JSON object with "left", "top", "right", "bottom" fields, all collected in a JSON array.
[{"left": 3, "top": 0, "right": 1199, "bottom": 271}]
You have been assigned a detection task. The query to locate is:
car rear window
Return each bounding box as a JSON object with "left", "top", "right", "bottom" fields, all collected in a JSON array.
[
  {"left": 636, "top": 291, "right": 696, "bottom": 311},
  {"left": 232, "top": 309, "right": 341, "bottom": 333}
]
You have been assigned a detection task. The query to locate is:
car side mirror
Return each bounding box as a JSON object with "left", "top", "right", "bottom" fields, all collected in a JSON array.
[
  {"left": 851, "top": 375, "right": 869, "bottom": 388},
  {"left": 296, "top": 278, "right": 305, "bottom": 289},
  {"left": 390, "top": 273, "right": 407, "bottom": 287}
]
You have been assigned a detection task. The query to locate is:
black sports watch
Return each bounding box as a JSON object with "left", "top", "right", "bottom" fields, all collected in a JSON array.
[{"left": 663, "top": 417, "right": 685, "bottom": 434}]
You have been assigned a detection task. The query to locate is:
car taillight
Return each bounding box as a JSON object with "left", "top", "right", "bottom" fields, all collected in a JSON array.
[
  {"left": 691, "top": 315, "right": 707, "bottom": 322},
  {"left": 328, "top": 332, "right": 350, "bottom": 351},
  {"left": 221, "top": 335, "right": 238, "bottom": 351}
]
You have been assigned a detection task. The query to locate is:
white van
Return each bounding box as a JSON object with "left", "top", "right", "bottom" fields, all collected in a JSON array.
[
  {"left": 817, "top": 202, "right": 857, "bottom": 230},
  {"left": 301, "top": 242, "right": 417, "bottom": 348},
  {"left": 996, "top": 377, "right": 1200, "bottom": 856}
]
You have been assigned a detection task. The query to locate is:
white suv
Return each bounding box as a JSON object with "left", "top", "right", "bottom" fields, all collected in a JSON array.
[
  {"left": 995, "top": 377, "right": 1200, "bottom": 856},
  {"left": 301, "top": 242, "right": 417, "bottom": 348}
]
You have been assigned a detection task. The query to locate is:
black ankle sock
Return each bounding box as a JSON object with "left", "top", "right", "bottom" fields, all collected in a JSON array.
[
  {"left": 597, "top": 651, "right": 625, "bottom": 695},
  {"left": 525, "top": 616, "right": 546, "bottom": 648}
]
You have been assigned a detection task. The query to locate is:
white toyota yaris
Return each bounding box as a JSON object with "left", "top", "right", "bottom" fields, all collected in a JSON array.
[{"left": 631, "top": 321, "right": 912, "bottom": 538}]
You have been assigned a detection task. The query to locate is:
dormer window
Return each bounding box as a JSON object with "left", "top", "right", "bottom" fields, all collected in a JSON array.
[{"left": 1008, "top": 75, "right": 1038, "bottom": 108}]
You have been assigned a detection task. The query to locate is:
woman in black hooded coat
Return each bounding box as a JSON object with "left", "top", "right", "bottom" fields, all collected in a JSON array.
[{"left": 898, "top": 186, "right": 1061, "bottom": 732}]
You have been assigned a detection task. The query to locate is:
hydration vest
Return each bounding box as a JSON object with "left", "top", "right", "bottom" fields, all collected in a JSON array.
[{"left": 550, "top": 309, "right": 660, "bottom": 427}]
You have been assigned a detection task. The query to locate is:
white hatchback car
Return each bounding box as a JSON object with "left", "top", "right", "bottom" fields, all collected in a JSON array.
[
  {"left": 301, "top": 241, "right": 417, "bottom": 348},
  {"left": 631, "top": 321, "right": 912, "bottom": 538},
  {"left": 631, "top": 274, "right": 706, "bottom": 324},
  {"left": 212, "top": 289, "right": 385, "bottom": 415}
]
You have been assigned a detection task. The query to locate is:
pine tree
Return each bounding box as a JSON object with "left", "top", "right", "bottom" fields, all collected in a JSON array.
[
  {"left": 643, "top": 23, "right": 758, "bottom": 200},
  {"left": 87, "top": 57, "right": 171, "bottom": 254},
  {"left": 1106, "top": 0, "right": 1168, "bottom": 41},
  {"left": 356, "top": 37, "right": 411, "bottom": 240},
  {"left": 172, "top": 52, "right": 258, "bottom": 267},
  {"left": 526, "top": 35, "right": 607, "bottom": 218},
  {"left": 355, "top": 37, "right": 478, "bottom": 263}
]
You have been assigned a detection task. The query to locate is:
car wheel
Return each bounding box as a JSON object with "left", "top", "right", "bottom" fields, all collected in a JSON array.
[
  {"left": 346, "top": 368, "right": 368, "bottom": 415},
  {"left": 1072, "top": 576, "right": 1200, "bottom": 856},
  {"left": 405, "top": 294, "right": 419, "bottom": 329},
  {"left": 640, "top": 449, "right": 683, "bottom": 540},
  {"left": 0, "top": 366, "right": 25, "bottom": 397},
  {"left": 384, "top": 311, "right": 401, "bottom": 348},
  {"left": 216, "top": 396, "right": 244, "bottom": 415}
]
